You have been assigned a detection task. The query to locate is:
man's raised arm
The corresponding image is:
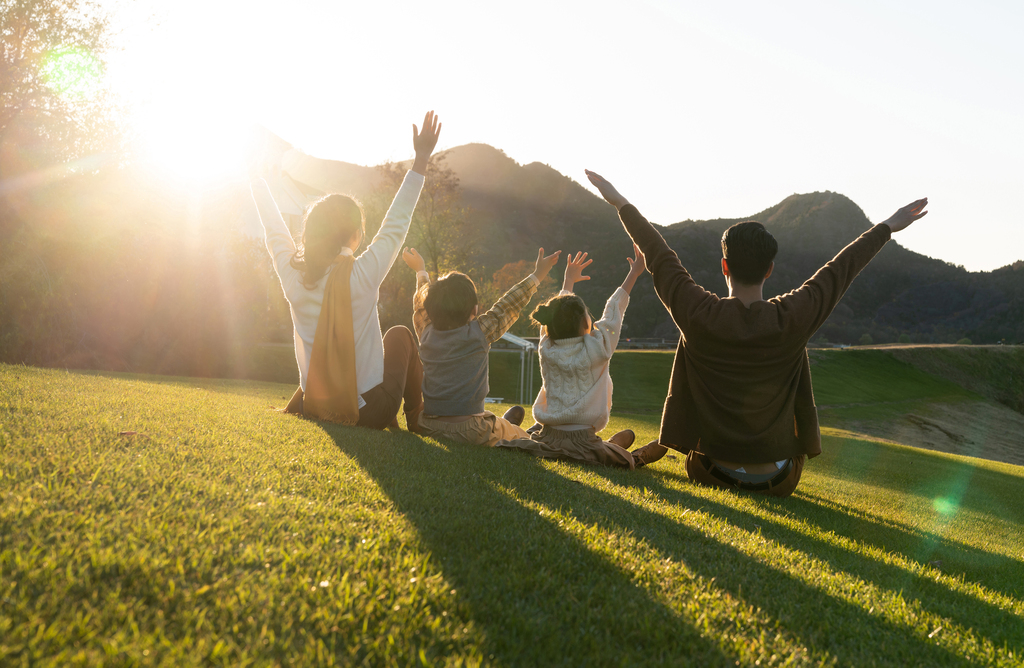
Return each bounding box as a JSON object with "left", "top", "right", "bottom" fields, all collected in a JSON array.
[
  {"left": 585, "top": 169, "right": 716, "bottom": 332},
  {"left": 784, "top": 197, "right": 930, "bottom": 338}
]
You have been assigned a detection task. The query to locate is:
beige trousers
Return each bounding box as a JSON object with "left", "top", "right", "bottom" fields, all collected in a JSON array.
[{"left": 418, "top": 411, "right": 531, "bottom": 446}]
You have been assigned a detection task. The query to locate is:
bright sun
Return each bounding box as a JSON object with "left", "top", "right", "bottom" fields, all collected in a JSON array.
[{"left": 134, "top": 104, "right": 251, "bottom": 187}]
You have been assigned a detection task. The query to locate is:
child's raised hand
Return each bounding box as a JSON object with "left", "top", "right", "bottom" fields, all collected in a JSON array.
[
  {"left": 532, "top": 248, "right": 562, "bottom": 282},
  {"left": 402, "top": 247, "right": 426, "bottom": 273},
  {"left": 563, "top": 251, "right": 593, "bottom": 292},
  {"left": 626, "top": 243, "right": 646, "bottom": 277}
]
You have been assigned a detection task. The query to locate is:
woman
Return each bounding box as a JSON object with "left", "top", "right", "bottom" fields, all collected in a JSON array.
[{"left": 250, "top": 111, "right": 441, "bottom": 429}]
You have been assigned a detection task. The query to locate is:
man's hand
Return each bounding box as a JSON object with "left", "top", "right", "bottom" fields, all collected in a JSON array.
[
  {"left": 585, "top": 169, "right": 629, "bottom": 210},
  {"left": 402, "top": 247, "right": 426, "bottom": 274},
  {"left": 532, "top": 248, "right": 562, "bottom": 283},
  {"left": 626, "top": 243, "right": 646, "bottom": 277},
  {"left": 411, "top": 111, "right": 442, "bottom": 176},
  {"left": 562, "top": 251, "right": 593, "bottom": 292},
  {"left": 881, "top": 198, "right": 929, "bottom": 233}
]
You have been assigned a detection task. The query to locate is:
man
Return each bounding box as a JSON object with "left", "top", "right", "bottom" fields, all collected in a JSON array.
[{"left": 586, "top": 169, "right": 927, "bottom": 497}]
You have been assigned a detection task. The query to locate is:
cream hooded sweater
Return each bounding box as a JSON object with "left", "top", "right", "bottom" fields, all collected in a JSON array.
[{"left": 531, "top": 287, "right": 630, "bottom": 432}]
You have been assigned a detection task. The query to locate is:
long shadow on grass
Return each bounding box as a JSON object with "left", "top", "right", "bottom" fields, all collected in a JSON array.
[
  {"left": 622, "top": 468, "right": 1024, "bottom": 656},
  {"left": 817, "top": 432, "right": 1024, "bottom": 525},
  {"left": 497, "top": 460, "right": 982, "bottom": 667},
  {"left": 333, "top": 429, "right": 975, "bottom": 666},
  {"left": 329, "top": 429, "right": 734, "bottom": 666}
]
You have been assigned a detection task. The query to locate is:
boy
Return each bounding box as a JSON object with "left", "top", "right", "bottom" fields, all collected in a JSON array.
[
  {"left": 586, "top": 169, "right": 927, "bottom": 497},
  {"left": 402, "top": 247, "right": 560, "bottom": 445}
]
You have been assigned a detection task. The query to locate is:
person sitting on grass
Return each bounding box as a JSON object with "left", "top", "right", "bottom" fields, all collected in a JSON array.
[
  {"left": 402, "top": 246, "right": 561, "bottom": 445},
  {"left": 249, "top": 111, "right": 441, "bottom": 429},
  {"left": 586, "top": 169, "right": 928, "bottom": 497},
  {"left": 495, "top": 248, "right": 668, "bottom": 468}
]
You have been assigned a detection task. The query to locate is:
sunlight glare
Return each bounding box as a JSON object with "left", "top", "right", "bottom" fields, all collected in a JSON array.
[
  {"left": 932, "top": 497, "right": 958, "bottom": 515},
  {"left": 42, "top": 46, "right": 103, "bottom": 98},
  {"left": 136, "top": 105, "right": 250, "bottom": 187}
]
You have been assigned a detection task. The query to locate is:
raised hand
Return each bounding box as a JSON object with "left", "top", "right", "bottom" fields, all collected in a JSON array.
[
  {"left": 621, "top": 243, "right": 647, "bottom": 295},
  {"left": 882, "top": 198, "right": 929, "bottom": 233},
  {"left": 626, "top": 243, "right": 646, "bottom": 277},
  {"left": 402, "top": 247, "right": 426, "bottom": 273},
  {"left": 533, "top": 248, "right": 562, "bottom": 283},
  {"left": 412, "top": 111, "right": 442, "bottom": 175},
  {"left": 562, "top": 251, "right": 593, "bottom": 292},
  {"left": 585, "top": 169, "right": 629, "bottom": 209}
]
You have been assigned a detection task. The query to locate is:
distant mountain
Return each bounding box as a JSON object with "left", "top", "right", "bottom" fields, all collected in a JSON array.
[{"left": 275, "top": 137, "right": 1024, "bottom": 344}]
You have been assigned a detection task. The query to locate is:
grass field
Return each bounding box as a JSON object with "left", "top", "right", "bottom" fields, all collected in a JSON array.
[{"left": 2, "top": 359, "right": 1023, "bottom": 666}]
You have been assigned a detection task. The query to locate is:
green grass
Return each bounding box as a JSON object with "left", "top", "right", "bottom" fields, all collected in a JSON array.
[{"left": 2, "top": 363, "right": 1023, "bottom": 666}]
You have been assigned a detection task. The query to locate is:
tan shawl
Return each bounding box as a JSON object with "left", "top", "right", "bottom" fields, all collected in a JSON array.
[{"left": 284, "top": 256, "right": 360, "bottom": 424}]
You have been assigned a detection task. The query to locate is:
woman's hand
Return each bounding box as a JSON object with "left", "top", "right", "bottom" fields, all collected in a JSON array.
[
  {"left": 562, "top": 251, "right": 593, "bottom": 292},
  {"left": 402, "top": 247, "right": 426, "bottom": 273},
  {"left": 411, "top": 111, "right": 442, "bottom": 176},
  {"left": 585, "top": 169, "right": 629, "bottom": 209}
]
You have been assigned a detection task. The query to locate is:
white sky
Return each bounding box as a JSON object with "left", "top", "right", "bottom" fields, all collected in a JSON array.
[{"left": 103, "top": 0, "right": 1024, "bottom": 271}]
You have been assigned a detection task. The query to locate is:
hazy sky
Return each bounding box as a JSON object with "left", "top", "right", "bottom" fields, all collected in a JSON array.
[{"left": 105, "top": 0, "right": 1023, "bottom": 271}]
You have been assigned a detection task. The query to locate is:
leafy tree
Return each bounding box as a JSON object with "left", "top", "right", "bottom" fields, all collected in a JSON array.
[
  {"left": 1, "top": 0, "right": 124, "bottom": 366},
  {"left": 368, "top": 153, "right": 476, "bottom": 276},
  {"left": 1, "top": 0, "right": 120, "bottom": 167},
  {"left": 859, "top": 333, "right": 874, "bottom": 346},
  {"left": 899, "top": 333, "right": 912, "bottom": 344}
]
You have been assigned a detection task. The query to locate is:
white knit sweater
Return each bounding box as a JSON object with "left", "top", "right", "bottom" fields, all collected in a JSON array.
[
  {"left": 251, "top": 171, "right": 424, "bottom": 405},
  {"left": 532, "top": 287, "right": 630, "bottom": 431}
]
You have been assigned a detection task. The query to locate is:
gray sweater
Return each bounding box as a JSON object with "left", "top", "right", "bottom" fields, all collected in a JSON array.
[{"left": 419, "top": 321, "right": 490, "bottom": 416}]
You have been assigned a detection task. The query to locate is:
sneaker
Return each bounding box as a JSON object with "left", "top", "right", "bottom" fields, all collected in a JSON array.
[
  {"left": 608, "top": 429, "right": 636, "bottom": 449},
  {"left": 503, "top": 405, "right": 526, "bottom": 426},
  {"left": 632, "top": 440, "right": 668, "bottom": 469}
]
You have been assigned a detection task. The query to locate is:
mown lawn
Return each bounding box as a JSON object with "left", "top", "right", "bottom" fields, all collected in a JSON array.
[{"left": 1, "top": 363, "right": 1022, "bottom": 666}]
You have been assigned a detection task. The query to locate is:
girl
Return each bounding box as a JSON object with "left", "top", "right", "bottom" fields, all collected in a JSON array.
[
  {"left": 250, "top": 111, "right": 441, "bottom": 429},
  {"left": 496, "top": 246, "right": 668, "bottom": 468}
]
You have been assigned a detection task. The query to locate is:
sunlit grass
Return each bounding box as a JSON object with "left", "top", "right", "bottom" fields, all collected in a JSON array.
[{"left": 2, "top": 364, "right": 1022, "bottom": 666}]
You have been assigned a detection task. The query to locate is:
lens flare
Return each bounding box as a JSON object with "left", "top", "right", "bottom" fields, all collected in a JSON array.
[
  {"left": 42, "top": 47, "right": 103, "bottom": 98},
  {"left": 932, "top": 497, "right": 958, "bottom": 515}
]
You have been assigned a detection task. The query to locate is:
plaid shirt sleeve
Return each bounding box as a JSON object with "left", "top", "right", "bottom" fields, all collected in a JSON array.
[
  {"left": 412, "top": 271, "right": 431, "bottom": 340},
  {"left": 477, "top": 274, "right": 540, "bottom": 343}
]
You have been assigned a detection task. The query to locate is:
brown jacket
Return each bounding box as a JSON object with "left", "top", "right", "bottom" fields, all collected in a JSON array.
[{"left": 618, "top": 204, "right": 891, "bottom": 462}]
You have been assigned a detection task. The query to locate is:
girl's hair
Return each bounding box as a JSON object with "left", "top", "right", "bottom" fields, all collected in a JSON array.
[
  {"left": 531, "top": 294, "right": 588, "bottom": 340},
  {"left": 290, "top": 194, "right": 365, "bottom": 289}
]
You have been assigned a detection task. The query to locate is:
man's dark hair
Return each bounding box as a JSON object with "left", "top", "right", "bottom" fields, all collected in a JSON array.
[
  {"left": 424, "top": 272, "right": 478, "bottom": 331},
  {"left": 721, "top": 221, "right": 778, "bottom": 285}
]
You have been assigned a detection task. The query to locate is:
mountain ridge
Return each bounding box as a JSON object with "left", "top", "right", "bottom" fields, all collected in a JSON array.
[{"left": 268, "top": 134, "right": 1023, "bottom": 344}]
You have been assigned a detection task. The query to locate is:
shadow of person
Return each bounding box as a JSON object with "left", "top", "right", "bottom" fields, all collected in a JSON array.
[
  {"left": 327, "top": 427, "right": 733, "bottom": 665},
  {"left": 604, "top": 466, "right": 1024, "bottom": 656},
  {"left": 329, "top": 426, "right": 989, "bottom": 665}
]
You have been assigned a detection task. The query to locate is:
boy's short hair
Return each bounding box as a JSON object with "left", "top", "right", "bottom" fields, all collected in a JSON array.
[
  {"left": 425, "top": 272, "right": 478, "bottom": 331},
  {"left": 721, "top": 221, "right": 778, "bottom": 285}
]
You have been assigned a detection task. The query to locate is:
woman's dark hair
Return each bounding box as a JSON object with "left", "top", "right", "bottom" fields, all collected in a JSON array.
[
  {"left": 532, "top": 294, "right": 588, "bottom": 340},
  {"left": 721, "top": 221, "right": 778, "bottom": 285},
  {"left": 290, "top": 194, "right": 365, "bottom": 289},
  {"left": 424, "top": 272, "right": 478, "bottom": 331}
]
